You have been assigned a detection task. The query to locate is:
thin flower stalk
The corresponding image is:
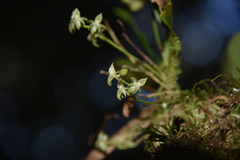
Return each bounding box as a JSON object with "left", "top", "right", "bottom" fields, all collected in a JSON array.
[{"left": 99, "top": 34, "right": 168, "bottom": 85}]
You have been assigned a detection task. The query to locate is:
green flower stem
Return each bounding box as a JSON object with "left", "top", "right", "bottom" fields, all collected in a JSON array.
[
  {"left": 82, "top": 24, "right": 89, "bottom": 29},
  {"left": 99, "top": 34, "right": 138, "bottom": 63},
  {"left": 120, "top": 78, "right": 130, "bottom": 86},
  {"left": 131, "top": 96, "right": 159, "bottom": 105},
  {"left": 99, "top": 34, "right": 167, "bottom": 84}
]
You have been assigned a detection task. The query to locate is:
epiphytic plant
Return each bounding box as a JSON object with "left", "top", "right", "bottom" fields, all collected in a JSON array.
[{"left": 68, "top": 1, "right": 240, "bottom": 159}]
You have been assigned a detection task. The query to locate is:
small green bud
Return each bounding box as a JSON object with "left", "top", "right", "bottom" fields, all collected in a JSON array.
[{"left": 119, "top": 68, "right": 128, "bottom": 76}]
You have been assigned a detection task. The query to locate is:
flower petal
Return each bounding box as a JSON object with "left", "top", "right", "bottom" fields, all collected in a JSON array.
[
  {"left": 92, "top": 38, "right": 100, "bottom": 47},
  {"left": 91, "top": 25, "right": 97, "bottom": 34},
  {"left": 117, "top": 89, "right": 123, "bottom": 100},
  {"left": 108, "top": 63, "right": 115, "bottom": 74},
  {"left": 107, "top": 75, "right": 113, "bottom": 86},
  {"left": 130, "top": 77, "right": 137, "bottom": 83},
  {"left": 138, "top": 78, "right": 148, "bottom": 86},
  {"left": 95, "top": 13, "right": 103, "bottom": 23},
  {"left": 128, "top": 85, "right": 138, "bottom": 94},
  {"left": 75, "top": 21, "right": 81, "bottom": 30},
  {"left": 68, "top": 23, "right": 75, "bottom": 33},
  {"left": 71, "top": 8, "right": 80, "bottom": 19}
]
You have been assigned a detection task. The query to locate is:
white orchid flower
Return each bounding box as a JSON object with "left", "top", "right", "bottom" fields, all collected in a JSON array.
[
  {"left": 128, "top": 77, "right": 148, "bottom": 94},
  {"left": 107, "top": 63, "right": 120, "bottom": 86},
  {"left": 69, "top": 8, "right": 88, "bottom": 33},
  {"left": 116, "top": 81, "right": 128, "bottom": 100},
  {"left": 89, "top": 13, "right": 107, "bottom": 35}
]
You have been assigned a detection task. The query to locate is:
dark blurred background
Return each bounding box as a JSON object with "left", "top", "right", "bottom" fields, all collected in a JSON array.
[{"left": 0, "top": 0, "right": 240, "bottom": 160}]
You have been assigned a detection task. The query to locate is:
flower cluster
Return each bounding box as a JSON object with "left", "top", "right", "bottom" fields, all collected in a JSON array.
[
  {"left": 107, "top": 63, "right": 148, "bottom": 100},
  {"left": 68, "top": 8, "right": 106, "bottom": 47},
  {"left": 68, "top": 9, "right": 148, "bottom": 101}
]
